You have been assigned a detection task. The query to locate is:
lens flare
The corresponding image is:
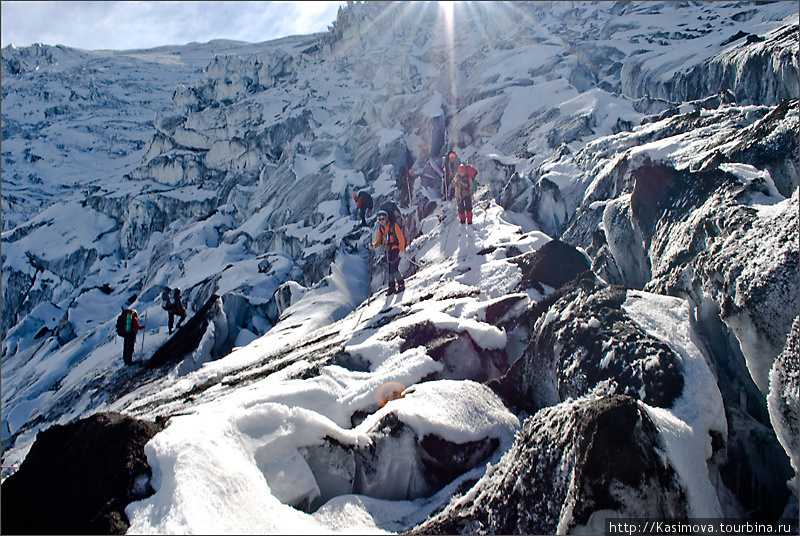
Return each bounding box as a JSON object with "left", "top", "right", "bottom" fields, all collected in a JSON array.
[{"left": 376, "top": 381, "right": 406, "bottom": 407}]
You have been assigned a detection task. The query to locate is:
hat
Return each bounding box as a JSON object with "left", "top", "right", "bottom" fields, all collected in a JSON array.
[
  {"left": 458, "top": 165, "right": 466, "bottom": 172},
  {"left": 408, "top": 169, "right": 414, "bottom": 175},
  {"left": 352, "top": 194, "right": 358, "bottom": 200},
  {"left": 377, "top": 210, "right": 388, "bottom": 219},
  {"left": 449, "top": 153, "right": 456, "bottom": 158}
]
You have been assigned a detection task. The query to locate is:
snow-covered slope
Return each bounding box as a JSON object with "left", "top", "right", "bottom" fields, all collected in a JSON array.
[{"left": 2, "top": 1, "right": 798, "bottom": 533}]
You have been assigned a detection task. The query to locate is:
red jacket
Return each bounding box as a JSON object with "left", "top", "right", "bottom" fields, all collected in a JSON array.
[{"left": 452, "top": 165, "right": 477, "bottom": 200}]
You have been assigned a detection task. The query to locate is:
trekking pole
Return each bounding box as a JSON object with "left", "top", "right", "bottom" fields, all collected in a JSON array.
[
  {"left": 138, "top": 310, "right": 147, "bottom": 361},
  {"left": 138, "top": 271, "right": 150, "bottom": 362},
  {"left": 367, "top": 231, "right": 374, "bottom": 305}
]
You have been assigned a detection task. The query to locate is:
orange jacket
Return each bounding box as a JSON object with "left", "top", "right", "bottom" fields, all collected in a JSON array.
[{"left": 374, "top": 221, "right": 405, "bottom": 252}]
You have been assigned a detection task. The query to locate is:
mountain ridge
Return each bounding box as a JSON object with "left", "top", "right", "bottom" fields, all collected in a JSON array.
[{"left": 1, "top": 1, "right": 798, "bottom": 533}]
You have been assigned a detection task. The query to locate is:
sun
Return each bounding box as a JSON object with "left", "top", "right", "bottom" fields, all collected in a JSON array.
[{"left": 439, "top": 0, "right": 455, "bottom": 24}]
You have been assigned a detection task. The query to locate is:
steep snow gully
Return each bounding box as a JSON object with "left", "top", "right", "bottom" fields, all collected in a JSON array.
[{"left": 1, "top": 1, "right": 799, "bottom": 534}]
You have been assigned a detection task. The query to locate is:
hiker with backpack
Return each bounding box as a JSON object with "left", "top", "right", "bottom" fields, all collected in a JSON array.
[
  {"left": 378, "top": 198, "right": 402, "bottom": 228},
  {"left": 443, "top": 152, "right": 460, "bottom": 200},
  {"left": 352, "top": 190, "right": 373, "bottom": 227},
  {"left": 162, "top": 286, "right": 187, "bottom": 334},
  {"left": 451, "top": 163, "right": 478, "bottom": 224},
  {"left": 397, "top": 167, "right": 414, "bottom": 207},
  {"left": 116, "top": 307, "right": 145, "bottom": 365},
  {"left": 372, "top": 209, "right": 405, "bottom": 295}
]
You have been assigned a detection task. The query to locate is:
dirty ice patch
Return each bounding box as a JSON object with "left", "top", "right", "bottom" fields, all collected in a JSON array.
[{"left": 622, "top": 290, "right": 727, "bottom": 518}]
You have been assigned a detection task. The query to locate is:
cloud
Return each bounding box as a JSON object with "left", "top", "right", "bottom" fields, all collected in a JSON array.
[{"left": 1, "top": 1, "right": 345, "bottom": 50}]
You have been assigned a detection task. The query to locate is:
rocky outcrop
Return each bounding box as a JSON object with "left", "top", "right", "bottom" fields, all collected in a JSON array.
[
  {"left": 0, "top": 412, "right": 164, "bottom": 535},
  {"left": 148, "top": 294, "right": 227, "bottom": 369},
  {"left": 411, "top": 395, "right": 685, "bottom": 535},
  {"left": 491, "top": 275, "right": 684, "bottom": 415}
]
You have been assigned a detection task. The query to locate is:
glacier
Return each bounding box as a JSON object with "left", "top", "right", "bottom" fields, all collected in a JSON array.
[{"left": 1, "top": 1, "right": 798, "bottom": 534}]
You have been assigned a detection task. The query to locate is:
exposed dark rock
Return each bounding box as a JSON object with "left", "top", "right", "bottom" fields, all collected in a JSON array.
[
  {"left": 1, "top": 412, "right": 164, "bottom": 535},
  {"left": 409, "top": 395, "right": 686, "bottom": 535},
  {"left": 508, "top": 238, "right": 591, "bottom": 294},
  {"left": 490, "top": 277, "right": 684, "bottom": 415},
  {"left": 720, "top": 98, "right": 798, "bottom": 198},
  {"left": 148, "top": 294, "right": 224, "bottom": 368}
]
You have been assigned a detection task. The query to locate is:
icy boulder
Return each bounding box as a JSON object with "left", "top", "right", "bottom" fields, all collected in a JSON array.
[
  {"left": 638, "top": 163, "right": 799, "bottom": 396},
  {"left": 298, "top": 380, "right": 518, "bottom": 512},
  {"left": 411, "top": 395, "right": 686, "bottom": 535},
  {"left": 491, "top": 275, "right": 685, "bottom": 415}
]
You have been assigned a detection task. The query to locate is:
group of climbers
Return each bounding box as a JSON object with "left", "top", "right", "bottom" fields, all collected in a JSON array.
[
  {"left": 350, "top": 150, "right": 478, "bottom": 296},
  {"left": 115, "top": 150, "right": 479, "bottom": 361},
  {"left": 115, "top": 285, "right": 187, "bottom": 365}
]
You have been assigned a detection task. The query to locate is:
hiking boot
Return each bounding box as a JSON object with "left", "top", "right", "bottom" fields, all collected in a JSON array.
[
  {"left": 387, "top": 284, "right": 396, "bottom": 295},
  {"left": 398, "top": 280, "right": 405, "bottom": 292}
]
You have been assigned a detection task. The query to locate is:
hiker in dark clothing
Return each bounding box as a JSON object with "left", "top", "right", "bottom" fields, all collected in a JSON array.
[
  {"left": 165, "top": 288, "right": 187, "bottom": 334},
  {"left": 352, "top": 190, "right": 373, "bottom": 226},
  {"left": 397, "top": 167, "right": 414, "bottom": 206},
  {"left": 451, "top": 164, "right": 477, "bottom": 224},
  {"left": 117, "top": 308, "right": 145, "bottom": 365},
  {"left": 443, "top": 152, "right": 460, "bottom": 200},
  {"left": 373, "top": 210, "right": 406, "bottom": 295}
]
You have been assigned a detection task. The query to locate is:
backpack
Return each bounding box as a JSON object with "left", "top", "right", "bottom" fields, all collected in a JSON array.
[
  {"left": 358, "top": 191, "right": 373, "bottom": 210},
  {"left": 456, "top": 165, "right": 478, "bottom": 195},
  {"left": 116, "top": 309, "right": 135, "bottom": 336},
  {"left": 161, "top": 287, "right": 173, "bottom": 310},
  {"left": 378, "top": 200, "right": 401, "bottom": 225}
]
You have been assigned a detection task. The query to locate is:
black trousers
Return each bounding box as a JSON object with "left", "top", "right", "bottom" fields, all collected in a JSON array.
[
  {"left": 168, "top": 309, "right": 186, "bottom": 332},
  {"left": 387, "top": 248, "right": 403, "bottom": 287},
  {"left": 123, "top": 334, "right": 136, "bottom": 365}
]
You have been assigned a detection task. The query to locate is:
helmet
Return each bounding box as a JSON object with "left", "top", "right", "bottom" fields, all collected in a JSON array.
[
  {"left": 449, "top": 153, "right": 456, "bottom": 158},
  {"left": 377, "top": 210, "right": 389, "bottom": 220},
  {"left": 458, "top": 165, "right": 466, "bottom": 173},
  {"left": 408, "top": 169, "right": 414, "bottom": 176}
]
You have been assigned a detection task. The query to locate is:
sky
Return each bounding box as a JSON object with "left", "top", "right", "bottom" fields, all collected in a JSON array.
[{"left": 0, "top": 1, "right": 347, "bottom": 51}]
